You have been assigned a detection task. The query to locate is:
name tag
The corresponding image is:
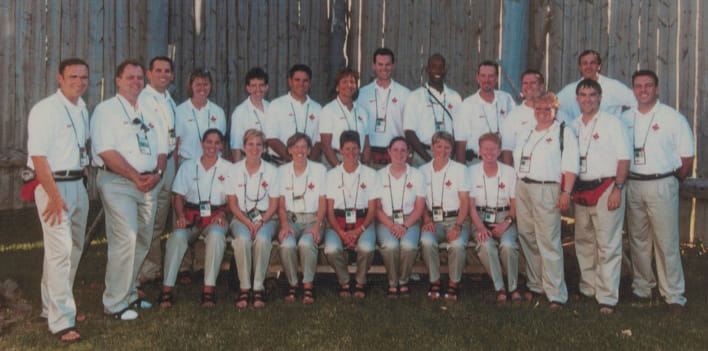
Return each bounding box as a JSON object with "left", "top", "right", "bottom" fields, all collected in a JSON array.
[
  {"left": 292, "top": 194, "right": 305, "bottom": 211},
  {"left": 435, "top": 121, "right": 445, "bottom": 132},
  {"left": 79, "top": 147, "right": 89, "bottom": 167},
  {"left": 634, "top": 147, "right": 646, "bottom": 165},
  {"left": 392, "top": 209, "right": 404, "bottom": 225},
  {"left": 432, "top": 206, "right": 444, "bottom": 223},
  {"left": 375, "top": 118, "right": 386, "bottom": 133},
  {"left": 247, "top": 208, "right": 263, "bottom": 222},
  {"left": 345, "top": 208, "right": 357, "bottom": 224},
  {"left": 580, "top": 156, "right": 587, "bottom": 174},
  {"left": 483, "top": 208, "right": 497, "bottom": 224},
  {"left": 168, "top": 128, "right": 176, "bottom": 146},
  {"left": 137, "top": 133, "right": 151, "bottom": 155},
  {"left": 519, "top": 156, "right": 531, "bottom": 173},
  {"left": 199, "top": 201, "right": 212, "bottom": 217}
]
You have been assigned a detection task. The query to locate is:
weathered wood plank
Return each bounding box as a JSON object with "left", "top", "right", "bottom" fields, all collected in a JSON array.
[
  {"left": 697, "top": 0, "right": 708, "bottom": 179},
  {"left": 0, "top": 0, "right": 15, "bottom": 149},
  {"left": 146, "top": 0, "right": 169, "bottom": 62},
  {"left": 102, "top": 0, "right": 116, "bottom": 99},
  {"left": 678, "top": 0, "right": 697, "bottom": 133},
  {"left": 14, "top": 0, "right": 30, "bottom": 150},
  {"left": 76, "top": 0, "right": 90, "bottom": 61},
  {"left": 214, "top": 0, "right": 229, "bottom": 112},
  {"left": 86, "top": 0, "right": 103, "bottom": 108},
  {"left": 115, "top": 0, "right": 129, "bottom": 63},
  {"left": 233, "top": 0, "right": 248, "bottom": 104},
  {"left": 45, "top": 0, "right": 61, "bottom": 103},
  {"left": 180, "top": 0, "right": 195, "bottom": 72},
  {"left": 203, "top": 0, "right": 218, "bottom": 102},
  {"left": 168, "top": 0, "right": 184, "bottom": 101},
  {"left": 527, "top": 0, "right": 548, "bottom": 74},
  {"left": 654, "top": 0, "right": 677, "bottom": 109},
  {"left": 546, "top": 0, "right": 564, "bottom": 93}
]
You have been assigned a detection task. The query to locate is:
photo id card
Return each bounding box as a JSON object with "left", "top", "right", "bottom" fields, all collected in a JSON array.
[
  {"left": 634, "top": 147, "right": 646, "bottom": 165},
  {"left": 432, "top": 206, "right": 444, "bottom": 222},
  {"left": 345, "top": 208, "right": 357, "bottom": 224},
  {"left": 247, "top": 208, "right": 263, "bottom": 222},
  {"left": 579, "top": 156, "right": 587, "bottom": 174},
  {"left": 199, "top": 201, "right": 212, "bottom": 217},
  {"left": 392, "top": 209, "right": 404, "bottom": 225},
  {"left": 483, "top": 209, "right": 497, "bottom": 223},
  {"left": 519, "top": 156, "right": 531, "bottom": 173},
  {"left": 137, "top": 133, "right": 151, "bottom": 155},
  {"left": 79, "top": 147, "right": 89, "bottom": 167},
  {"left": 375, "top": 118, "right": 386, "bottom": 133}
]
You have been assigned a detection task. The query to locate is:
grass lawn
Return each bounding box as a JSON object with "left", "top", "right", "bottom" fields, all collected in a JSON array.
[{"left": 0, "top": 206, "right": 706, "bottom": 350}]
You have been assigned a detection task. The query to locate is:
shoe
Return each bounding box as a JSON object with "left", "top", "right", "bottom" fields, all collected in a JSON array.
[
  {"left": 201, "top": 291, "right": 217, "bottom": 307},
  {"left": 253, "top": 290, "right": 266, "bottom": 309},
  {"left": 235, "top": 290, "right": 250, "bottom": 309},
  {"left": 385, "top": 287, "right": 398, "bottom": 299},
  {"left": 130, "top": 298, "right": 152, "bottom": 309},
  {"left": 599, "top": 304, "right": 615, "bottom": 314},
  {"left": 549, "top": 301, "right": 564, "bottom": 310},
  {"left": 55, "top": 327, "right": 81, "bottom": 342},
  {"left": 157, "top": 291, "right": 173, "bottom": 308},
  {"left": 427, "top": 282, "right": 441, "bottom": 300},
  {"left": 495, "top": 289, "right": 508, "bottom": 306},
  {"left": 302, "top": 287, "right": 315, "bottom": 304},
  {"left": 509, "top": 290, "right": 522, "bottom": 303},
  {"left": 398, "top": 284, "right": 411, "bottom": 298},
  {"left": 353, "top": 284, "right": 366, "bottom": 299},
  {"left": 444, "top": 284, "right": 459, "bottom": 301},
  {"left": 284, "top": 287, "right": 297, "bottom": 302},
  {"left": 111, "top": 308, "right": 138, "bottom": 321},
  {"left": 337, "top": 283, "right": 352, "bottom": 298}
]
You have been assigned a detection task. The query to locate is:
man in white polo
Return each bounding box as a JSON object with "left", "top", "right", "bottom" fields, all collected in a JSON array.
[
  {"left": 500, "top": 69, "right": 545, "bottom": 166},
  {"left": 91, "top": 60, "right": 166, "bottom": 320}
]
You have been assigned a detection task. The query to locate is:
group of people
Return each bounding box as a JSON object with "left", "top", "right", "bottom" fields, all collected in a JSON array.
[{"left": 26, "top": 47, "right": 693, "bottom": 342}]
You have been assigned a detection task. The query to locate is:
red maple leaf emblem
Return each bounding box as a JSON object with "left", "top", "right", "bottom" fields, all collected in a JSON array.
[
  {"left": 148, "top": 123, "right": 155, "bottom": 129},
  {"left": 358, "top": 116, "right": 363, "bottom": 121},
  {"left": 308, "top": 183, "right": 315, "bottom": 190},
  {"left": 392, "top": 98, "right": 398, "bottom": 103},
  {"left": 479, "top": 115, "right": 485, "bottom": 119},
  {"left": 445, "top": 180, "right": 452, "bottom": 187},
  {"left": 406, "top": 182, "right": 413, "bottom": 189},
  {"left": 593, "top": 133, "right": 599, "bottom": 140},
  {"left": 261, "top": 181, "right": 268, "bottom": 188},
  {"left": 309, "top": 114, "right": 315, "bottom": 120},
  {"left": 546, "top": 137, "right": 553, "bottom": 143},
  {"left": 361, "top": 183, "right": 367, "bottom": 189},
  {"left": 500, "top": 109, "right": 506, "bottom": 115},
  {"left": 369, "top": 99, "right": 375, "bottom": 103},
  {"left": 218, "top": 175, "right": 225, "bottom": 182},
  {"left": 447, "top": 104, "right": 453, "bottom": 109},
  {"left": 66, "top": 124, "right": 72, "bottom": 128},
  {"left": 499, "top": 182, "right": 505, "bottom": 189},
  {"left": 210, "top": 116, "right": 217, "bottom": 122},
  {"left": 652, "top": 123, "right": 659, "bottom": 131}
]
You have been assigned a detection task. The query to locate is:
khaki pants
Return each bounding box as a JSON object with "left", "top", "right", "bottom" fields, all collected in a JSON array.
[
  {"left": 472, "top": 209, "right": 519, "bottom": 293},
  {"left": 324, "top": 225, "right": 376, "bottom": 286},
  {"left": 420, "top": 217, "right": 469, "bottom": 284},
  {"left": 627, "top": 176, "right": 686, "bottom": 305},
  {"left": 376, "top": 222, "right": 421, "bottom": 287},
  {"left": 230, "top": 219, "right": 277, "bottom": 291},
  {"left": 162, "top": 223, "right": 227, "bottom": 287},
  {"left": 279, "top": 213, "right": 320, "bottom": 286},
  {"left": 36, "top": 180, "right": 88, "bottom": 333}
]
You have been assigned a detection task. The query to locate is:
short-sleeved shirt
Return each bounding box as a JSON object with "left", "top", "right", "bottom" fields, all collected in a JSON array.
[
  {"left": 620, "top": 101, "right": 694, "bottom": 174},
  {"left": 420, "top": 160, "right": 469, "bottom": 212},
  {"left": 512, "top": 121, "right": 579, "bottom": 181},
  {"left": 226, "top": 159, "right": 279, "bottom": 211},
  {"left": 319, "top": 97, "right": 369, "bottom": 150},
  {"left": 500, "top": 103, "right": 535, "bottom": 152},
  {"left": 265, "top": 93, "right": 322, "bottom": 145},
  {"left": 557, "top": 74, "right": 636, "bottom": 121},
  {"left": 468, "top": 161, "right": 517, "bottom": 208},
  {"left": 403, "top": 83, "right": 462, "bottom": 145},
  {"left": 175, "top": 99, "right": 227, "bottom": 160},
  {"left": 277, "top": 160, "right": 327, "bottom": 213},
  {"left": 571, "top": 111, "right": 630, "bottom": 180},
  {"left": 27, "top": 90, "right": 89, "bottom": 171},
  {"left": 325, "top": 163, "right": 377, "bottom": 210},
  {"left": 91, "top": 94, "right": 165, "bottom": 173},
  {"left": 357, "top": 80, "right": 410, "bottom": 148},
  {"left": 138, "top": 85, "right": 178, "bottom": 153},
  {"left": 373, "top": 164, "right": 425, "bottom": 216},
  {"left": 455, "top": 90, "right": 516, "bottom": 154},
  {"left": 172, "top": 157, "right": 231, "bottom": 206},
  {"left": 229, "top": 97, "right": 270, "bottom": 151}
]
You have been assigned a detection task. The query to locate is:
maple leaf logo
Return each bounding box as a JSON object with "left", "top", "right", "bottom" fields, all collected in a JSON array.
[
  {"left": 308, "top": 183, "right": 315, "bottom": 190},
  {"left": 593, "top": 133, "right": 599, "bottom": 140},
  {"left": 360, "top": 183, "right": 367, "bottom": 189},
  {"left": 66, "top": 124, "right": 72, "bottom": 128},
  {"left": 262, "top": 181, "right": 268, "bottom": 188},
  {"left": 445, "top": 180, "right": 452, "bottom": 187},
  {"left": 652, "top": 124, "right": 659, "bottom": 131},
  {"left": 210, "top": 116, "right": 217, "bottom": 122},
  {"left": 447, "top": 104, "right": 453, "bottom": 109},
  {"left": 148, "top": 123, "right": 155, "bottom": 129},
  {"left": 499, "top": 182, "right": 506, "bottom": 189},
  {"left": 546, "top": 137, "right": 553, "bottom": 143},
  {"left": 392, "top": 98, "right": 398, "bottom": 103},
  {"left": 406, "top": 182, "right": 413, "bottom": 189},
  {"left": 218, "top": 175, "right": 225, "bottom": 182},
  {"left": 358, "top": 116, "right": 363, "bottom": 121},
  {"left": 309, "top": 114, "right": 315, "bottom": 120},
  {"left": 500, "top": 109, "right": 506, "bottom": 115}
]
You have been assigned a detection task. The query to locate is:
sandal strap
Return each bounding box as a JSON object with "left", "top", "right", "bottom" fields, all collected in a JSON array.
[
  {"left": 157, "top": 291, "right": 173, "bottom": 303},
  {"left": 201, "top": 291, "right": 217, "bottom": 304}
]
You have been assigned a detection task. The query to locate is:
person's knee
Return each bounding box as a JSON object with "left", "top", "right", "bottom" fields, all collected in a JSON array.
[
  {"left": 357, "top": 242, "right": 375, "bottom": 255},
  {"left": 419, "top": 233, "right": 436, "bottom": 248}
]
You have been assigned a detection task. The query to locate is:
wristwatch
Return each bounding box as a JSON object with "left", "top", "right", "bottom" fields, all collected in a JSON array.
[{"left": 614, "top": 182, "right": 625, "bottom": 190}]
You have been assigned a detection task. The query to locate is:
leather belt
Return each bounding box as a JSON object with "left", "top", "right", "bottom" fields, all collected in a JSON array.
[
  {"left": 428, "top": 210, "right": 458, "bottom": 218},
  {"left": 576, "top": 177, "right": 615, "bottom": 187},
  {"left": 53, "top": 169, "right": 83, "bottom": 181},
  {"left": 476, "top": 206, "right": 510, "bottom": 212},
  {"left": 184, "top": 202, "right": 226, "bottom": 211},
  {"left": 521, "top": 177, "right": 558, "bottom": 184},
  {"left": 333, "top": 209, "right": 368, "bottom": 217},
  {"left": 628, "top": 170, "right": 677, "bottom": 181}
]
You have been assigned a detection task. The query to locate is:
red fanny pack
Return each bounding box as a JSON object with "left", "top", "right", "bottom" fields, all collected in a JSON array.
[
  {"left": 183, "top": 206, "right": 225, "bottom": 229},
  {"left": 573, "top": 178, "right": 614, "bottom": 206},
  {"left": 21, "top": 179, "right": 39, "bottom": 202},
  {"left": 335, "top": 216, "right": 366, "bottom": 231}
]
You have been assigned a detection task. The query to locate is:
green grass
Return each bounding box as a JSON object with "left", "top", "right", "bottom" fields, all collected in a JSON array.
[{"left": 1, "top": 206, "right": 706, "bottom": 350}]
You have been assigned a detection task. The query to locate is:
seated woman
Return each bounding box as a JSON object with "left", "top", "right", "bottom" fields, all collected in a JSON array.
[
  {"left": 324, "top": 131, "right": 377, "bottom": 298},
  {"left": 374, "top": 137, "right": 426, "bottom": 298},
  {"left": 158, "top": 129, "right": 231, "bottom": 307},
  {"left": 420, "top": 131, "right": 470, "bottom": 301},
  {"left": 277, "top": 133, "right": 327, "bottom": 304},
  {"left": 228, "top": 129, "right": 279, "bottom": 308},
  {"left": 468, "top": 133, "right": 521, "bottom": 305}
]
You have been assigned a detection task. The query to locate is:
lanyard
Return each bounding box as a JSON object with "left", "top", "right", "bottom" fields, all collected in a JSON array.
[
  {"left": 117, "top": 98, "right": 148, "bottom": 133},
  {"left": 340, "top": 170, "right": 361, "bottom": 209},
  {"left": 251, "top": 108, "right": 264, "bottom": 131},
  {"left": 290, "top": 169, "right": 309, "bottom": 199},
  {"left": 191, "top": 106, "right": 212, "bottom": 141},
  {"left": 335, "top": 98, "right": 358, "bottom": 132},
  {"left": 520, "top": 127, "right": 553, "bottom": 159},
  {"left": 482, "top": 172, "right": 501, "bottom": 209},
  {"left": 243, "top": 171, "right": 266, "bottom": 208},
  {"left": 426, "top": 87, "right": 454, "bottom": 138},
  {"left": 374, "top": 87, "right": 392, "bottom": 121},
  {"left": 388, "top": 173, "right": 408, "bottom": 213},
  {"left": 429, "top": 165, "right": 449, "bottom": 208},
  {"left": 151, "top": 95, "right": 175, "bottom": 129},
  {"left": 580, "top": 117, "right": 600, "bottom": 158},
  {"left": 62, "top": 105, "right": 87, "bottom": 151},
  {"left": 196, "top": 163, "right": 218, "bottom": 203},
  {"left": 289, "top": 101, "right": 310, "bottom": 134},
  {"left": 482, "top": 100, "right": 500, "bottom": 134},
  {"left": 633, "top": 111, "right": 658, "bottom": 149}
]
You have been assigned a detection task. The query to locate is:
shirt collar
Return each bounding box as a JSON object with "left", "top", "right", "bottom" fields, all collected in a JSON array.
[{"left": 55, "top": 89, "right": 86, "bottom": 111}]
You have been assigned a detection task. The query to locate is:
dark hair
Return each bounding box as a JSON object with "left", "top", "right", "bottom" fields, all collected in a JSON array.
[
  {"left": 339, "top": 130, "right": 360, "bottom": 150},
  {"left": 631, "top": 69, "right": 659, "bottom": 87},
  {"left": 575, "top": 78, "right": 602, "bottom": 95},
  {"left": 58, "top": 58, "right": 88, "bottom": 75},
  {"left": 115, "top": 59, "right": 145, "bottom": 78},
  {"left": 387, "top": 136, "right": 409, "bottom": 150},
  {"left": 286, "top": 132, "right": 312, "bottom": 149},
  {"left": 521, "top": 69, "right": 545, "bottom": 84},
  {"left": 332, "top": 68, "right": 360, "bottom": 100},
  {"left": 427, "top": 53, "right": 446, "bottom": 67},
  {"left": 187, "top": 68, "right": 213, "bottom": 98},
  {"left": 431, "top": 131, "right": 454, "bottom": 148},
  {"left": 245, "top": 67, "right": 269, "bottom": 85},
  {"left": 578, "top": 50, "right": 602, "bottom": 66},
  {"left": 202, "top": 128, "right": 224, "bottom": 142},
  {"left": 373, "top": 48, "right": 395, "bottom": 64},
  {"left": 477, "top": 60, "right": 499, "bottom": 75},
  {"left": 149, "top": 56, "right": 174, "bottom": 71},
  {"left": 288, "top": 64, "right": 312, "bottom": 79}
]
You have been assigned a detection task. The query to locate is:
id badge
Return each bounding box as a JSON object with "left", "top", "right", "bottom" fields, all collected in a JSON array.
[
  {"left": 247, "top": 208, "right": 263, "bottom": 222},
  {"left": 579, "top": 156, "right": 587, "bottom": 174},
  {"left": 435, "top": 121, "right": 444, "bottom": 132},
  {"left": 79, "top": 147, "right": 89, "bottom": 167},
  {"left": 483, "top": 209, "right": 497, "bottom": 223},
  {"left": 634, "top": 147, "right": 646, "bottom": 165},
  {"left": 345, "top": 208, "right": 357, "bottom": 224},
  {"left": 375, "top": 118, "right": 386, "bottom": 133},
  {"left": 519, "top": 156, "right": 531, "bottom": 173},
  {"left": 292, "top": 194, "right": 305, "bottom": 210},
  {"left": 199, "top": 201, "right": 212, "bottom": 217},
  {"left": 392, "top": 209, "right": 404, "bottom": 225},
  {"left": 168, "top": 128, "right": 176, "bottom": 146},
  {"left": 432, "top": 206, "right": 444, "bottom": 222},
  {"left": 137, "top": 133, "right": 151, "bottom": 155}
]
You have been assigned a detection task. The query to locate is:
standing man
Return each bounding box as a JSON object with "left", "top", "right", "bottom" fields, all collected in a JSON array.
[
  {"left": 230, "top": 67, "right": 270, "bottom": 163},
  {"left": 621, "top": 70, "right": 693, "bottom": 312},
  {"left": 570, "top": 79, "right": 630, "bottom": 314},
  {"left": 357, "top": 48, "right": 410, "bottom": 168},
  {"left": 500, "top": 69, "right": 545, "bottom": 165},
  {"left": 455, "top": 60, "right": 515, "bottom": 164},
  {"left": 27, "top": 58, "right": 90, "bottom": 342},
  {"left": 557, "top": 50, "right": 636, "bottom": 121},
  {"left": 404, "top": 54, "right": 462, "bottom": 166},
  {"left": 265, "top": 64, "right": 323, "bottom": 163},
  {"left": 138, "top": 56, "right": 177, "bottom": 286},
  {"left": 91, "top": 60, "right": 166, "bottom": 320}
]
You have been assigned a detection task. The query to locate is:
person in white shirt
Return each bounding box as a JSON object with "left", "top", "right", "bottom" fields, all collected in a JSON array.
[
  {"left": 374, "top": 137, "right": 426, "bottom": 298},
  {"left": 91, "top": 60, "right": 166, "bottom": 320},
  {"left": 138, "top": 56, "right": 178, "bottom": 286},
  {"left": 357, "top": 48, "right": 411, "bottom": 168},
  {"left": 513, "top": 92, "right": 578, "bottom": 309},
  {"left": 468, "top": 133, "right": 520, "bottom": 305},
  {"left": 570, "top": 79, "right": 630, "bottom": 314},
  {"left": 27, "top": 58, "right": 89, "bottom": 342},
  {"left": 404, "top": 54, "right": 462, "bottom": 166},
  {"left": 501, "top": 69, "right": 545, "bottom": 165},
  {"left": 320, "top": 69, "right": 371, "bottom": 168},
  {"left": 557, "top": 50, "right": 636, "bottom": 121},
  {"left": 228, "top": 129, "right": 280, "bottom": 309},
  {"left": 455, "top": 60, "right": 515, "bottom": 164},
  {"left": 277, "top": 133, "right": 327, "bottom": 304},
  {"left": 419, "top": 131, "right": 469, "bottom": 301},
  {"left": 621, "top": 70, "right": 694, "bottom": 313},
  {"left": 230, "top": 67, "right": 270, "bottom": 163},
  {"left": 266, "top": 64, "right": 323, "bottom": 163},
  {"left": 156, "top": 129, "right": 230, "bottom": 308}
]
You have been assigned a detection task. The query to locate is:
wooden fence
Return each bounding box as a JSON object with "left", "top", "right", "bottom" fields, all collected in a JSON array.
[{"left": 0, "top": 0, "right": 705, "bottom": 242}]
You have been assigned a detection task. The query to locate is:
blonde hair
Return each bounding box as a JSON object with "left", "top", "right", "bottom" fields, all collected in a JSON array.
[
  {"left": 431, "top": 131, "right": 454, "bottom": 148},
  {"left": 242, "top": 129, "right": 265, "bottom": 146},
  {"left": 533, "top": 92, "right": 559, "bottom": 110}
]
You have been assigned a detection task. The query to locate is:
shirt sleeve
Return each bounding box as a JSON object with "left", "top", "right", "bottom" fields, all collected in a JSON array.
[
  {"left": 266, "top": 166, "right": 280, "bottom": 199},
  {"left": 402, "top": 93, "right": 419, "bottom": 132},
  {"left": 675, "top": 111, "right": 695, "bottom": 158},
  {"left": 454, "top": 100, "right": 473, "bottom": 142},
  {"left": 91, "top": 103, "right": 117, "bottom": 154},
  {"left": 171, "top": 161, "right": 190, "bottom": 196},
  {"left": 560, "top": 126, "right": 579, "bottom": 175},
  {"left": 317, "top": 165, "right": 327, "bottom": 196},
  {"left": 319, "top": 104, "right": 334, "bottom": 135},
  {"left": 27, "top": 103, "right": 52, "bottom": 157},
  {"left": 325, "top": 168, "right": 338, "bottom": 200},
  {"left": 610, "top": 116, "right": 631, "bottom": 161}
]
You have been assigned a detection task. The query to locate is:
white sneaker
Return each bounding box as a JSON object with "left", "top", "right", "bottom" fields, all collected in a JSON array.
[{"left": 112, "top": 309, "right": 138, "bottom": 321}]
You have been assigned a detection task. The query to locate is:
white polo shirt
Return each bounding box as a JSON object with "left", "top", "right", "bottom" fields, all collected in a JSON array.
[
  {"left": 138, "top": 85, "right": 178, "bottom": 154},
  {"left": 557, "top": 74, "right": 637, "bottom": 121},
  {"left": 501, "top": 103, "right": 535, "bottom": 152},
  {"left": 175, "top": 99, "right": 227, "bottom": 160},
  {"left": 319, "top": 97, "right": 369, "bottom": 150},
  {"left": 403, "top": 83, "right": 462, "bottom": 145},
  {"left": 357, "top": 79, "right": 410, "bottom": 148},
  {"left": 226, "top": 159, "right": 279, "bottom": 211},
  {"left": 455, "top": 89, "right": 516, "bottom": 154},
  {"left": 571, "top": 111, "right": 630, "bottom": 180},
  {"left": 91, "top": 94, "right": 165, "bottom": 173},
  {"left": 373, "top": 164, "right": 426, "bottom": 216},
  {"left": 277, "top": 160, "right": 327, "bottom": 213},
  {"left": 325, "top": 163, "right": 376, "bottom": 210},
  {"left": 620, "top": 101, "right": 694, "bottom": 174},
  {"left": 420, "top": 160, "right": 469, "bottom": 212},
  {"left": 512, "top": 121, "right": 579, "bottom": 182},
  {"left": 27, "top": 90, "right": 89, "bottom": 171},
  {"left": 265, "top": 93, "right": 322, "bottom": 145},
  {"left": 468, "top": 162, "right": 516, "bottom": 207},
  {"left": 172, "top": 157, "right": 231, "bottom": 206},
  {"left": 229, "top": 97, "right": 270, "bottom": 151}
]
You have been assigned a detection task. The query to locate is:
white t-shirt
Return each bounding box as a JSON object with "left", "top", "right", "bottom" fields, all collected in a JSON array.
[
  {"left": 325, "top": 163, "right": 377, "bottom": 209},
  {"left": 420, "top": 159, "right": 469, "bottom": 211},
  {"left": 557, "top": 74, "right": 636, "bottom": 121},
  {"left": 264, "top": 93, "right": 322, "bottom": 145},
  {"left": 172, "top": 157, "right": 231, "bottom": 206},
  {"left": 277, "top": 160, "right": 327, "bottom": 213},
  {"left": 226, "top": 159, "right": 279, "bottom": 211},
  {"left": 373, "top": 164, "right": 426, "bottom": 216},
  {"left": 403, "top": 83, "right": 462, "bottom": 145},
  {"left": 229, "top": 97, "right": 270, "bottom": 151},
  {"left": 512, "top": 121, "right": 579, "bottom": 182},
  {"left": 455, "top": 89, "right": 516, "bottom": 154},
  {"left": 175, "top": 99, "right": 227, "bottom": 160},
  {"left": 357, "top": 79, "right": 410, "bottom": 148},
  {"left": 319, "top": 97, "right": 369, "bottom": 150},
  {"left": 571, "top": 111, "right": 630, "bottom": 180},
  {"left": 468, "top": 161, "right": 517, "bottom": 208}
]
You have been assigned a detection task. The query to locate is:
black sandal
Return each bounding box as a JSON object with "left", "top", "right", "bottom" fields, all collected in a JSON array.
[
  {"left": 337, "top": 283, "right": 352, "bottom": 298},
  {"left": 445, "top": 284, "right": 459, "bottom": 301},
  {"left": 235, "top": 290, "right": 250, "bottom": 309},
  {"left": 284, "top": 287, "right": 297, "bottom": 302},
  {"left": 177, "top": 271, "right": 192, "bottom": 285},
  {"left": 201, "top": 291, "right": 217, "bottom": 307},
  {"left": 353, "top": 284, "right": 366, "bottom": 298},
  {"left": 399, "top": 284, "right": 411, "bottom": 298},
  {"left": 253, "top": 290, "right": 266, "bottom": 308},
  {"left": 157, "top": 291, "right": 174, "bottom": 308},
  {"left": 55, "top": 327, "right": 81, "bottom": 342},
  {"left": 427, "top": 282, "right": 441, "bottom": 299},
  {"left": 386, "top": 287, "right": 398, "bottom": 299},
  {"left": 302, "top": 287, "right": 315, "bottom": 304}
]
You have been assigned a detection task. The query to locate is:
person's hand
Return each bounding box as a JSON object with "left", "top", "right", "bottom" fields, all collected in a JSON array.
[
  {"left": 211, "top": 212, "right": 227, "bottom": 228},
  {"left": 175, "top": 215, "right": 190, "bottom": 229},
  {"left": 422, "top": 221, "right": 436, "bottom": 233},
  {"left": 42, "top": 195, "right": 68, "bottom": 226},
  {"left": 447, "top": 224, "right": 462, "bottom": 242},
  {"left": 305, "top": 223, "right": 322, "bottom": 245},
  {"left": 250, "top": 220, "right": 263, "bottom": 239},
  {"left": 489, "top": 220, "right": 510, "bottom": 238},
  {"left": 557, "top": 192, "right": 571, "bottom": 212},
  {"left": 278, "top": 225, "right": 294, "bottom": 243},
  {"left": 390, "top": 224, "right": 407, "bottom": 239},
  {"left": 607, "top": 187, "right": 622, "bottom": 211},
  {"left": 476, "top": 226, "right": 492, "bottom": 243}
]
